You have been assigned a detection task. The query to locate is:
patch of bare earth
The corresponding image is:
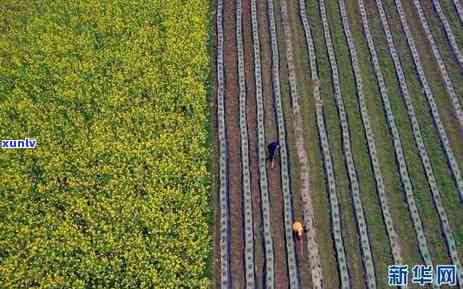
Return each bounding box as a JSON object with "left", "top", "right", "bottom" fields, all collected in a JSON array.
[{"left": 222, "top": 0, "right": 245, "bottom": 288}]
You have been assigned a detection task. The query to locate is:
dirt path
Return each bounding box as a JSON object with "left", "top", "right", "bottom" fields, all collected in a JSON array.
[
  {"left": 222, "top": 1, "right": 245, "bottom": 287},
  {"left": 240, "top": 0, "right": 264, "bottom": 286},
  {"left": 257, "top": 0, "right": 290, "bottom": 287},
  {"left": 279, "top": 0, "right": 324, "bottom": 288}
]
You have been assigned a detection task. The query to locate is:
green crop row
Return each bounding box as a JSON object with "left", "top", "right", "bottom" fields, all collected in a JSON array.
[
  {"left": 318, "top": 0, "right": 378, "bottom": 287},
  {"left": 0, "top": 1, "right": 211, "bottom": 288},
  {"left": 298, "top": 1, "right": 349, "bottom": 287}
]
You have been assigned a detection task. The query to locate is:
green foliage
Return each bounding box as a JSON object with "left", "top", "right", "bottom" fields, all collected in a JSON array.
[{"left": 0, "top": 0, "right": 211, "bottom": 288}]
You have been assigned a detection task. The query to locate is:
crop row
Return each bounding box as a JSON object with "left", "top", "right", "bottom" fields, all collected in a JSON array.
[
  {"left": 432, "top": 0, "right": 463, "bottom": 70},
  {"left": 265, "top": 0, "right": 295, "bottom": 286},
  {"left": 216, "top": 0, "right": 230, "bottom": 287},
  {"left": 392, "top": 0, "right": 463, "bottom": 203},
  {"left": 373, "top": 0, "right": 436, "bottom": 273},
  {"left": 338, "top": 0, "right": 404, "bottom": 267},
  {"left": 266, "top": 0, "right": 291, "bottom": 249},
  {"left": 236, "top": 0, "right": 257, "bottom": 286},
  {"left": 298, "top": 0, "right": 350, "bottom": 288},
  {"left": 373, "top": 1, "right": 463, "bottom": 285},
  {"left": 273, "top": 0, "right": 304, "bottom": 287},
  {"left": 391, "top": 0, "right": 463, "bottom": 284},
  {"left": 452, "top": 0, "right": 463, "bottom": 24},
  {"left": 279, "top": 0, "right": 325, "bottom": 288},
  {"left": 358, "top": 0, "right": 432, "bottom": 272},
  {"left": 411, "top": 0, "right": 463, "bottom": 132},
  {"left": 318, "top": 0, "right": 377, "bottom": 287},
  {"left": 249, "top": 0, "right": 277, "bottom": 287}
]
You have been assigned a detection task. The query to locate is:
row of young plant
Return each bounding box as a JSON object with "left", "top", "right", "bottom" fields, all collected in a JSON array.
[
  {"left": 372, "top": 0, "right": 435, "bottom": 274},
  {"left": 216, "top": 0, "right": 231, "bottom": 287},
  {"left": 298, "top": 0, "right": 350, "bottom": 288},
  {"left": 249, "top": 0, "right": 277, "bottom": 287},
  {"left": 272, "top": 0, "right": 306, "bottom": 287},
  {"left": 338, "top": 0, "right": 404, "bottom": 268},
  {"left": 278, "top": 0, "right": 324, "bottom": 288},
  {"left": 392, "top": 0, "right": 463, "bottom": 203},
  {"left": 451, "top": 0, "right": 463, "bottom": 23},
  {"left": 391, "top": 0, "right": 463, "bottom": 284},
  {"left": 236, "top": 0, "right": 258, "bottom": 286},
  {"left": 374, "top": 0, "right": 463, "bottom": 286},
  {"left": 431, "top": 0, "right": 463, "bottom": 70},
  {"left": 411, "top": 0, "right": 463, "bottom": 131},
  {"left": 318, "top": 0, "right": 377, "bottom": 287},
  {"left": 395, "top": 0, "right": 463, "bottom": 282},
  {"left": 360, "top": 0, "right": 437, "bottom": 277},
  {"left": 265, "top": 0, "right": 299, "bottom": 286}
]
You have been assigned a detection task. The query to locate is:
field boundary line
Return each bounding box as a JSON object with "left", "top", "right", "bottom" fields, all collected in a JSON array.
[{"left": 216, "top": 0, "right": 231, "bottom": 287}]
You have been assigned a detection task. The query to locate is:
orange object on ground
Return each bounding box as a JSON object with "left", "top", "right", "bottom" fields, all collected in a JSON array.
[
  {"left": 293, "top": 221, "right": 304, "bottom": 239},
  {"left": 293, "top": 221, "right": 304, "bottom": 257}
]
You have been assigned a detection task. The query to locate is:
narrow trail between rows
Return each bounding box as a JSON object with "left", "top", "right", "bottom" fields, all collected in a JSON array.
[
  {"left": 298, "top": 0, "right": 351, "bottom": 287},
  {"left": 279, "top": 0, "right": 323, "bottom": 288},
  {"left": 261, "top": 0, "right": 291, "bottom": 287},
  {"left": 222, "top": 0, "right": 245, "bottom": 287}
]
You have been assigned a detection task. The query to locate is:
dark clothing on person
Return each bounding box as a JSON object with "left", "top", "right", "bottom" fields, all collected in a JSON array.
[{"left": 267, "top": 141, "right": 280, "bottom": 161}]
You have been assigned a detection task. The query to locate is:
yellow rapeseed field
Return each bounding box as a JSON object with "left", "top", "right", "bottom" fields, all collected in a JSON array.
[{"left": 0, "top": 0, "right": 211, "bottom": 288}]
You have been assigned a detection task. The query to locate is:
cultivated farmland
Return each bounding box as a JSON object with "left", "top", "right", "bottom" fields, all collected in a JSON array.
[
  {"left": 1, "top": 0, "right": 462, "bottom": 288},
  {"left": 214, "top": 0, "right": 463, "bottom": 288},
  {"left": 0, "top": 0, "right": 211, "bottom": 288}
]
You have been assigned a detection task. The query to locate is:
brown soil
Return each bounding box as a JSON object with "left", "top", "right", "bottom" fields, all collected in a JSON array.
[
  {"left": 241, "top": 0, "right": 264, "bottom": 287},
  {"left": 222, "top": 0, "right": 245, "bottom": 287},
  {"left": 255, "top": 0, "right": 291, "bottom": 288},
  {"left": 215, "top": 0, "right": 292, "bottom": 288}
]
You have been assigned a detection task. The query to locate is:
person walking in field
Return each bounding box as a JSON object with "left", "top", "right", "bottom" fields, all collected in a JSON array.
[{"left": 267, "top": 141, "right": 280, "bottom": 169}]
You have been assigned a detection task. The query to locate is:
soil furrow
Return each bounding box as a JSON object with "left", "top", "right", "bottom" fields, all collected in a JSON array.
[
  {"left": 257, "top": 0, "right": 291, "bottom": 287},
  {"left": 222, "top": 0, "right": 245, "bottom": 287}
]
